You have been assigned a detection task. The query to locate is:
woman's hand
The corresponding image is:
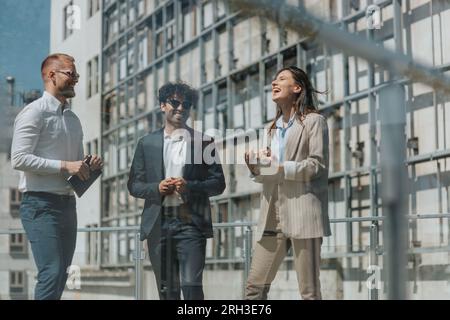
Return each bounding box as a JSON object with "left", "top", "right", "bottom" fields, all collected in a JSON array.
[
  {"left": 244, "top": 150, "right": 260, "bottom": 176},
  {"left": 258, "top": 148, "right": 272, "bottom": 167}
]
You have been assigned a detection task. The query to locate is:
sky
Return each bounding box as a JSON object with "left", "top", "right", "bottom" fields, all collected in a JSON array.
[{"left": 0, "top": 0, "right": 50, "bottom": 93}]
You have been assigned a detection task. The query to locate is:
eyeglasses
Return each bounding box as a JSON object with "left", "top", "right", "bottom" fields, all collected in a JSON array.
[
  {"left": 166, "top": 98, "right": 192, "bottom": 110},
  {"left": 55, "top": 70, "right": 80, "bottom": 80}
]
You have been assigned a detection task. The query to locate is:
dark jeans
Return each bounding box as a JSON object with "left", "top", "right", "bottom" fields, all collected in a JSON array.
[
  {"left": 20, "top": 192, "right": 77, "bottom": 300},
  {"left": 147, "top": 215, "right": 206, "bottom": 300}
]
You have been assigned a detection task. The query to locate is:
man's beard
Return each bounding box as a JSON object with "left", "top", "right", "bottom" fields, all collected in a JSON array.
[{"left": 60, "top": 87, "right": 76, "bottom": 98}]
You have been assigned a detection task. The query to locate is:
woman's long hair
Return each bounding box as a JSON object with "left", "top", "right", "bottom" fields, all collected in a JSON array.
[{"left": 269, "top": 66, "right": 325, "bottom": 134}]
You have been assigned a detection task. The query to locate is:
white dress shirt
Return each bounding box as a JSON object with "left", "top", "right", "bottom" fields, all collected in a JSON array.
[
  {"left": 162, "top": 129, "right": 187, "bottom": 206},
  {"left": 271, "top": 114, "right": 295, "bottom": 163},
  {"left": 11, "top": 91, "right": 84, "bottom": 195},
  {"left": 250, "top": 115, "right": 297, "bottom": 180}
]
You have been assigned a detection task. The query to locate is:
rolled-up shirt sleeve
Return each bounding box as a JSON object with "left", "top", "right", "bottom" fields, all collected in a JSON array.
[{"left": 11, "top": 107, "right": 62, "bottom": 174}]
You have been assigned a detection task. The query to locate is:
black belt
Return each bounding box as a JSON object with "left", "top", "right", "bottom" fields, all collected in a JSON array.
[{"left": 25, "top": 191, "right": 75, "bottom": 201}]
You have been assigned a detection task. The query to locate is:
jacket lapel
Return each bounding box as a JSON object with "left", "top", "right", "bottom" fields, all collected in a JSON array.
[
  {"left": 152, "top": 128, "right": 164, "bottom": 181},
  {"left": 284, "top": 117, "right": 305, "bottom": 161}
]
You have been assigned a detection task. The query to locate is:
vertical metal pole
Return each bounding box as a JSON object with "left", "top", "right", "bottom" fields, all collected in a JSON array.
[
  {"left": 342, "top": 58, "right": 353, "bottom": 271},
  {"left": 243, "top": 226, "right": 253, "bottom": 298},
  {"left": 379, "top": 84, "right": 408, "bottom": 300},
  {"left": 393, "top": 0, "right": 404, "bottom": 54},
  {"left": 368, "top": 222, "right": 379, "bottom": 300},
  {"left": 134, "top": 231, "right": 144, "bottom": 300},
  {"left": 437, "top": 161, "right": 443, "bottom": 244},
  {"left": 366, "top": 0, "right": 379, "bottom": 300},
  {"left": 97, "top": 230, "right": 102, "bottom": 266}
]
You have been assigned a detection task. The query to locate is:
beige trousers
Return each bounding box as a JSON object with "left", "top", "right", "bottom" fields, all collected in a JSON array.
[{"left": 246, "top": 193, "right": 322, "bottom": 300}]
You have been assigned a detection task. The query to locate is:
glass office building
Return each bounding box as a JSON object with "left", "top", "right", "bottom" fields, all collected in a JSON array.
[{"left": 98, "top": 0, "right": 450, "bottom": 299}]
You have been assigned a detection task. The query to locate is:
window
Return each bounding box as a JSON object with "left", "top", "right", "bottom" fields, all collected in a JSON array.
[
  {"left": 202, "top": 0, "right": 213, "bottom": 29},
  {"left": 203, "top": 90, "right": 214, "bottom": 130},
  {"left": 104, "top": 47, "right": 117, "bottom": 90},
  {"left": 63, "top": 1, "right": 74, "bottom": 40},
  {"left": 119, "top": 0, "right": 127, "bottom": 32},
  {"left": 119, "top": 86, "right": 126, "bottom": 121},
  {"left": 217, "top": 82, "right": 228, "bottom": 133},
  {"left": 217, "top": 26, "right": 229, "bottom": 76},
  {"left": 10, "top": 233, "right": 27, "bottom": 255},
  {"left": 10, "top": 188, "right": 22, "bottom": 217},
  {"left": 128, "top": 36, "right": 135, "bottom": 76},
  {"left": 103, "top": 93, "right": 117, "bottom": 129},
  {"left": 10, "top": 271, "right": 26, "bottom": 297},
  {"left": 86, "top": 139, "right": 99, "bottom": 156},
  {"left": 128, "top": 0, "right": 136, "bottom": 24},
  {"left": 246, "top": 72, "right": 262, "bottom": 129},
  {"left": 105, "top": 7, "right": 119, "bottom": 44},
  {"left": 154, "top": 10, "right": 163, "bottom": 58},
  {"left": 283, "top": 47, "right": 297, "bottom": 67},
  {"left": 94, "top": 56, "right": 99, "bottom": 94},
  {"left": 138, "top": 0, "right": 145, "bottom": 17},
  {"left": 87, "top": 56, "right": 99, "bottom": 98},
  {"left": 93, "top": 139, "right": 99, "bottom": 155},
  {"left": 216, "top": 0, "right": 226, "bottom": 20},
  {"left": 127, "top": 80, "right": 136, "bottom": 118},
  {"left": 119, "top": 39, "right": 127, "bottom": 80},
  {"left": 88, "top": 0, "right": 100, "bottom": 18},
  {"left": 232, "top": 75, "right": 246, "bottom": 128},
  {"left": 137, "top": 27, "right": 148, "bottom": 70},
  {"left": 182, "top": 0, "right": 197, "bottom": 43},
  {"left": 203, "top": 34, "right": 214, "bottom": 83},
  {"left": 155, "top": 31, "right": 163, "bottom": 58},
  {"left": 264, "top": 59, "right": 278, "bottom": 122},
  {"left": 166, "top": 24, "right": 176, "bottom": 51},
  {"left": 87, "top": 60, "right": 92, "bottom": 98},
  {"left": 145, "top": 72, "right": 155, "bottom": 110},
  {"left": 86, "top": 141, "right": 92, "bottom": 155}
]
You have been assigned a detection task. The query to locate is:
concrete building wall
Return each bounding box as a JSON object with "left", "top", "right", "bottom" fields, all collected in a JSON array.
[{"left": 0, "top": 94, "right": 35, "bottom": 299}]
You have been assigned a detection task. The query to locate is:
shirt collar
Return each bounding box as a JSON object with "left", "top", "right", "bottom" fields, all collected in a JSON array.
[
  {"left": 164, "top": 129, "right": 184, "bottom": 142},
  {"left": 275, "top": 114, "right": 296, "bottom": 130},
  {"left": 43, "top": 91, "right": 70, "bottom": 113}
]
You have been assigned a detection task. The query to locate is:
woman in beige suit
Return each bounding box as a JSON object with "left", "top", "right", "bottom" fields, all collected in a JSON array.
[{"left": 244, "top": 66, "right": 330, "bottom": 300}]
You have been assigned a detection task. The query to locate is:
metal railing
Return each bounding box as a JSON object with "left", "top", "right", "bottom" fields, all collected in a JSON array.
[{"left": 2, "top": 213, "right": 450, "bottom": 300}]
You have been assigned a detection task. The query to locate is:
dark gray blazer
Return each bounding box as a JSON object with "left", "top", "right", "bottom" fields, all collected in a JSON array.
[{"left": 127, "top": 127, "right": 226, "bottom": 240}]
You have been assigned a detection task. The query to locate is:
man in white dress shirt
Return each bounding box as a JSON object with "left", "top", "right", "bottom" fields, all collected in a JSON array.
[{"left": 11, "top": 53, "right": 103, "bottom": 300}]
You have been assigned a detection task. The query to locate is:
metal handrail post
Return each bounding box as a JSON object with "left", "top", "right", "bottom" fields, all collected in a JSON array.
[
  {"left": 243, "top": 226, "right": 253, "bottom": 298},
  {"left": 134, "top": 231, "right": 144, "bottom": 300},
  {"left": 368, "top": 222, "right": 379, "bottom": 300}
]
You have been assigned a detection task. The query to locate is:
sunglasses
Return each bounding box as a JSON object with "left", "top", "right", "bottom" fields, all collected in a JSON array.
[
  {"left": 55, "top": 70, "right": 80, "bottom": 80},
  {"left": 166, "top": 98, "right": 192, "bottom": 110}
]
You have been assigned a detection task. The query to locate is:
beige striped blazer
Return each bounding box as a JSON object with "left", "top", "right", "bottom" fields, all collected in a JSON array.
[{"left": 253, "top": 112, "right": 331, "bottom": 240}]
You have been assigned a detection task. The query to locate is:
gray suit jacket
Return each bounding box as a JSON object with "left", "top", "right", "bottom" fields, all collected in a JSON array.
[
  {"left": 253, "top": 113, "right": 331, "bottom": 240},
  {"left": 127, "top": 128, "right": 226, "bottom": 240}
]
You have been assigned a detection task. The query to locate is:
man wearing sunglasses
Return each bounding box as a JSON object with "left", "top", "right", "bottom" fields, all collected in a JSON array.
[
  {"left": 11, "top": 53, "right": 103, "bottom": 299},
  {"left": 128, "top": 82, "right": 226, "bottom": 299}
]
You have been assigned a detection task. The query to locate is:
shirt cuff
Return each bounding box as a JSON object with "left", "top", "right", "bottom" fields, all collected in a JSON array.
[
  {"left": 284, "top": 161, "right": 296, "bottom": 181},
  {"left": 49, "top": 159, "right": 63, "bottom": 173}
]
